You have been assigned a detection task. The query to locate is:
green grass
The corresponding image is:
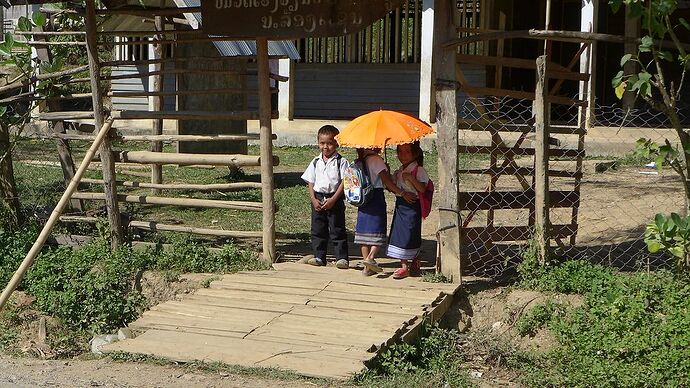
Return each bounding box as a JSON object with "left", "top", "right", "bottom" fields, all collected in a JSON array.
[{"left": 513, "top": 258, "right": 690, "bottom": 386}]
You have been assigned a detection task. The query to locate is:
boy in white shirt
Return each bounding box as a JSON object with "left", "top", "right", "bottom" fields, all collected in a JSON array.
[{"left": 301, "top": 125, "right": 350, "bottom": 269}]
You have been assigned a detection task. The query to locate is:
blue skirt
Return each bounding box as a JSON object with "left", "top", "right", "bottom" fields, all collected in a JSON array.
[
  {"left": 387, "top": 196, "right": 422, "bottom": 260},
  {"left": 354, "top": 189, "right": 387, "bottom": 246}
]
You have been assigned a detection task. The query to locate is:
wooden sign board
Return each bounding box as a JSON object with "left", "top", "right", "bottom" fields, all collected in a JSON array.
[{"left": 201, "top": 0, "right": 402, "bottom": 38}]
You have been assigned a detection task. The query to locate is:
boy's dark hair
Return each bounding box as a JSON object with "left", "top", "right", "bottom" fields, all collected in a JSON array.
[{"left": 317, "top": 125, "right": 339, "bottom": 138}]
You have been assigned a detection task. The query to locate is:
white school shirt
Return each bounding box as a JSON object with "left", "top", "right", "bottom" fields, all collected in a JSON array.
[
  {"left": 301, "top": 152, "right": 350, "bottom": 194},
  {"left": 362, "top": 154, "right": 387, "bottom": 189},
  {"left": 393, "top": 161, "right": 429, "bottom": 194}
]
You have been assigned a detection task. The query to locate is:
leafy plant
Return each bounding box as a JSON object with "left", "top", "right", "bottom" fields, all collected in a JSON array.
[
  {"left": 515, "top": 299, "right": 567, "bottom": 337},
  {"left": 610, "top": 0, "right": 690, "bottom": 213},
  {"left": 645, "top": 212, "right": 690, "bottom": 269}
]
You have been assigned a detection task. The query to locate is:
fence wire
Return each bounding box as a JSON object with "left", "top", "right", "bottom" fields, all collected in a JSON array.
[{"left": 458, "top": 96, "right": 686, "bottom": 279}]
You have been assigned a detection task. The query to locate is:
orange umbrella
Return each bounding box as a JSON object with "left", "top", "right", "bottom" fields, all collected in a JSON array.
[{"left": 335, "top": 110, "right": 434, "bottom": 149}]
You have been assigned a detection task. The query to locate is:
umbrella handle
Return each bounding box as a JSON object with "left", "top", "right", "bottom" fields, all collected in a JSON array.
[{"left": 383, "top": 137, "right": 391, "bottom": 166}]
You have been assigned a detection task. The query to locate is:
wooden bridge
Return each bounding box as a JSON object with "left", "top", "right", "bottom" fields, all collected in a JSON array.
[{"left": 104, "top": 262, "right": 459, "bottom": 379}]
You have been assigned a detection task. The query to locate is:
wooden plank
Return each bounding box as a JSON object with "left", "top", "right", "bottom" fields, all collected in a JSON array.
[
  {"left": 129, "top": 221, "right": 263, "bottom": 239},
  {"left": 103, "top": 329, "right": 367, "bottom": 378},
  {"left": 111, "top": 110, "right": 267, "bottom": 121},
  {"left": 458, "top": 145, "right": 584, "bottom": 158},
  {"left": 458, "top": 167, "right": 582, "bottom": 179},
  {"left": 457, "top": 120, "right": 585, "bottom": 135},
  {"left": 458, "top": 190, "right": 579, "bottom": 211},
  {"left": 459, "top": 85, "right": 586, "bottom": 106},
  {"left": 462, "top": 224, "right": 577, "bottom": 243}
]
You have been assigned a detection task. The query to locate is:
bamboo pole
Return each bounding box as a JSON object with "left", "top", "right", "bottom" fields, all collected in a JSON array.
[
  {"left": 72, "top": 192, "right": 264, "bottom": 212},
  {"left": 257, "top": 38, "right": 276, "bottom": 263},
  {"left": 129, "top": 221, "right": 263, "bottom": 239},
  {"left": 0, "top": 118, "right": 115, "bottom": 313},
  {"left": 81, "top": 179, "right": 262, "bottom": 192},
  {"left": 86, "top": 0, "right": 122, "bottom": 248},
  {"left": 110, "top": 150, "right": 274, "bottom": 167}
]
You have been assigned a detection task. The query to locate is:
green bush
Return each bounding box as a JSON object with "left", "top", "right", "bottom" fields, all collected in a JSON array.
[
  {"left": 25, "top": 239, "right": 150, "bottom": 333},
  {"left": 360, "top": 324, "right": 473, "bottom": 387},
  {"left": 515, "top": 299, "right": 567, "bottom": 337},
  {"left": 520, "top": 269, "right": 690, "bottom": 386},
  {"left": 156, "top": 235, "right": 268, "bottom": 273},
  {"left": 518, "top": 257, "right": 614, "bottom": 295},
  {"left": 0, "top": 226, "right": 38, "bottom": 286}
]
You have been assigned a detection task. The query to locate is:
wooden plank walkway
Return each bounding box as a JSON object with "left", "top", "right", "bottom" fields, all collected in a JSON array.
[{"left": 104, "top": 262, "right": 459, "bottom": 379}]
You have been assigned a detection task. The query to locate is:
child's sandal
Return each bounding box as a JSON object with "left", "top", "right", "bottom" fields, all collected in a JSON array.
[
  {"left": 393, "top": 267, "right": 409, "bottom": 279},
  {"left": 362, "top": 260, "right": 383, "bottom": 273}
]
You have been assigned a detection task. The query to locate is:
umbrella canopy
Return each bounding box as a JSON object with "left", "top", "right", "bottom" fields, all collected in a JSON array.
[{"left": 336, "top": 110, "right": 434, "bottom": 149}]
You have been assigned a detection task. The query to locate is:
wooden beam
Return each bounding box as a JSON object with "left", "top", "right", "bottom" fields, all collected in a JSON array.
[
  {"left": 72, "top": 192, "right": 265, "bottom": 212},
  {"left": 81, "top": 179, "right": 262, "bottom": 192},
  {"left": 534, "top": 55, "right": 551, "bottom": 263},
  {"left": 110, "top": 110, "right": 268, "bottom": 121},
  {"left": 95, "top": 6, "right": 201, "bottom": 16},
  {"left": 434, "top": 0, "right": 461, "bottom": 283},
  {"left": 129, "top": 221, "right": 263, "bottom": 239},
  {"left": 118, "top": 134, "right": 272, "bottom": 142},
  {"left": 458, "top": 190, "right": 579, "bottom": 211},
  {"left": 85, "top": 0, "right": 122, "bottom": 248},
  {"left": 257, "top": 38, "right": 277, "bottom": 264},
  {"left": 110, "top": 151, "right": 275, "bottom": 167}
]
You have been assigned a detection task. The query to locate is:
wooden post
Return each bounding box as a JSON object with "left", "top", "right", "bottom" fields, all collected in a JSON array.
[
  {"left": 434, "top": 0, "right": 461, "bottom": 282},
  {"left": 534, "top": 55, "right": 550, "bottom": 264},
  {"left": 418, "top": 0, "right": 435, "bottom": 122},
  {"left": 150, "top": 14, "right": 164, "bottom": 194},
  {"left": 257, "top": 38, "right": 276, "bottom": 263},
  {"left": 0, "top": 119, "right": 115, "bottom": 312},
  {"left": 85, "top": 0, "right": 123, "bottom": 248},
  {"left": 579, "top": 0, "right": 598, "bottom": 128},
  {"left": 33, "top": 21, "right": 83, "bottom": 212},
  {"left": 623, "top": 4, "right": 640, "bottom": 111},
  {"left": 278, "top": 58, "right": 294, "bottom": 120}
]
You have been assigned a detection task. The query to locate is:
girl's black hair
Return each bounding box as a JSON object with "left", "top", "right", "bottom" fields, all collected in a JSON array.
[{"left": 400, "top": 141, "right": 424, "bottom": 167}]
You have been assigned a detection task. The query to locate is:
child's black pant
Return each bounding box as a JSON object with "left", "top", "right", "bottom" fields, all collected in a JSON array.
[{"left": 311, "top": 192, "right": 348, "bottom": 261}]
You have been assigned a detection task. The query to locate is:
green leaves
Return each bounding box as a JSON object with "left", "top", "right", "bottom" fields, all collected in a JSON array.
[
  {"left": 639, "top": 35, "right": 654, "bottom": 52},
  {"left": 31, "top": 11, "right": 47, "bottom": 28},
  {"left": 645, "top": 213, "right": 690, "bottom": 267}
]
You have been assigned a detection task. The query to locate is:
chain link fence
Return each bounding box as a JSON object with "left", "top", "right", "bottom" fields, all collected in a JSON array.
[{"left": 457, "top": 96, "right": 686, "bottom": 279}]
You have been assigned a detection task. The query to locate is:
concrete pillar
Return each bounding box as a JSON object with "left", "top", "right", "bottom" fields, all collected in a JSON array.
[
  {"left": 278, "top": 58, "right": 295, "bottom": 120},
  {"left": 419, "top": 0, "right": 435, "bottom": 123}
]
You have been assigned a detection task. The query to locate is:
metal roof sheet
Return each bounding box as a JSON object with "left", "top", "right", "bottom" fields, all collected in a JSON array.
[{"left": 100, "top": 0, "right": 300, "bottom": 60}]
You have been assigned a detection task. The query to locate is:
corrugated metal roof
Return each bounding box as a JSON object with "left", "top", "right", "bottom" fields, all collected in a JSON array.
[
  {"left": 180, "top": 0, "right": 300, "bottom": 60},
  {"left": 100, "top": 0, "right": 300, "bottom": 60}
]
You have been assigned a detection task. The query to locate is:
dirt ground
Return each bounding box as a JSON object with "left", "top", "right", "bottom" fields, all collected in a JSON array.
[{"left": 0, "top": 356, "right": 327, "bottom": 388}]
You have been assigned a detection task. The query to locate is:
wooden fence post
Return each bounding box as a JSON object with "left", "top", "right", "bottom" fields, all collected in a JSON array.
[
  {"left": 150, "top": 14, "right": 165, "bottom": 194},
  {"left": 534, "top": 55, "right": 551, "bottom": 263},
  {"left": 434, "top": 0, "right": 461, "bottom": 282},
  {"left": 85, "top": 0, "right": 123, "bottom": 248},
  {"left": 257, "top": 37, "right": 276, "bottom": 263}
]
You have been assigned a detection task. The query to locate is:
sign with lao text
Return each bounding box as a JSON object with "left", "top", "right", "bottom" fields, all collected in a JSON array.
[{"left": 201, "top": 0, "right": 402, "bottom": 38}]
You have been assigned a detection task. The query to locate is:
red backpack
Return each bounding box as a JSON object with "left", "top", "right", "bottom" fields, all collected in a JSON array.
[{"left": 412, "top": 165, "right": 434, "bottom": 220}]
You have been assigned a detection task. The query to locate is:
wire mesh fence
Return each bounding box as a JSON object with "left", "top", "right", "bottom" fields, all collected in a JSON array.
[{"left": 457, "top": 96, "right": 686, "bottom": 279}]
